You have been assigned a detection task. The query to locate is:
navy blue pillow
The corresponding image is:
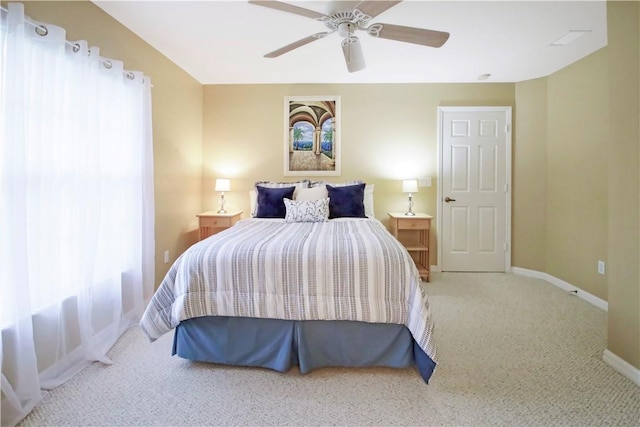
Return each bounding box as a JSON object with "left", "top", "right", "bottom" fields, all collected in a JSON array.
[
  {"left": 326, "top": 183, "right": 366, "bottom": 219},
  {"left": 256, "top": 186, "right": 296, "bottom": 218}
]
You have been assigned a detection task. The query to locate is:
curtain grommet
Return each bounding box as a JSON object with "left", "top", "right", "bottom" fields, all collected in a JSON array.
[{"left": 35, "top": 24, "right": 48, "bottom": 37}]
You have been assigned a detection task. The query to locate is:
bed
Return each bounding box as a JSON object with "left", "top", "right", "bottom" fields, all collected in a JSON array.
[{"left": 140, "top": 181, "right": 438, "bottom": 382}]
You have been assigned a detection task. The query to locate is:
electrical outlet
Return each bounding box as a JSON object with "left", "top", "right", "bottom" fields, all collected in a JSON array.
[
  {"left": 597, "top": 260, "right": 605, "bottom": 275},
  {"left": 164, "top": 250, "right": 170, "bottom": 264}
]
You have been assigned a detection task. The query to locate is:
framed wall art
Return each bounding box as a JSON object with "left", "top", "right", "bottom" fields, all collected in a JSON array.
[{"left": 284, "top": 95, "right": 341, "bottom": 176}]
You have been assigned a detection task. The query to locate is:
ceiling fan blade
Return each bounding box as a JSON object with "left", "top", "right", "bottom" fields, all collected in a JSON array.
[
  {"left": 341, "top": 37, "right": 366, "bottom": 73},
  {"left": 368, "top": 23, "right": 450, "bottom": 48},
  {"left": 264, "top": 32, "right": 331, "bottom": 58},
  {"left": 248, "top": 1, "right": 326, "bottom": 20},
  {"left": 354, "top": 1, "right": 402, "bottom": 19}
]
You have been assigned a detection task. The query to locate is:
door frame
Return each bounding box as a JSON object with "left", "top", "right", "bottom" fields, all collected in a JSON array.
[{"left": 436, "top": 106, "right": 513, "bottom": 273}]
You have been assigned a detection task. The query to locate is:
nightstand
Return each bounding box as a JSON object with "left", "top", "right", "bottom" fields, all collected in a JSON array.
[
  {"left": 388, "top": 212, "right": 433, "bottom": 282},
  {"left": 196, "top": 211, "right": 242, "bottom": 240}
]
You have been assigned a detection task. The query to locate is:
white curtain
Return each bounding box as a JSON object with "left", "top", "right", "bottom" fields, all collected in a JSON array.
[{"left": 0, "top": 3, "right": 155, "bottom": 426}]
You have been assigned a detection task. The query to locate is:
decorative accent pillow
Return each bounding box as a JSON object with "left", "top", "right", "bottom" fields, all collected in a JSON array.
[
  {"left": 255, "top": 186, "right": 295, "bottom": 218},
  {"left": 326, "top": 183, "right": 367, "bottom": 219},
  {"left": 252, "top": 180, "right": 309, "bottom": 217},
  {"left": 284, "top": 198, "right": 329, "bottom": 222},
  {"left": 309, "top": 180, "right": 374, "bottom": 217},
  {"left": 295, "top": 186, "right": 329, "bottom": 202}
]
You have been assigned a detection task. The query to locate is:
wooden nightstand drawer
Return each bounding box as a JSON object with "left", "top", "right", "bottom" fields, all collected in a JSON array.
[
  {"left": 196, "top": 211, "right": 242, "bottom": 240},
  {"left": 199, "top": 216, "right": 232, "bottom": 228},
  {"left": 396, "top": 218, "right": 430, "bottom": 230}
]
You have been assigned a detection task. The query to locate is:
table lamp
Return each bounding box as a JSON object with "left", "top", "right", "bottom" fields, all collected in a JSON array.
[
  {"left": 402, "top": 179, "right": 418, "bottom": 216},
  {"left": 215, "top": 178, "right": 231, "bottom": 213}
]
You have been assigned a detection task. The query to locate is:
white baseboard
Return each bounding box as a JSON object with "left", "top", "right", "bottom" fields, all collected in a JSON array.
[
  {"left": 511, "top": 267, "right": 608, "bottom": 311},
  {"left": 603, "top": 349, "right": 640, "bottom": 386}
]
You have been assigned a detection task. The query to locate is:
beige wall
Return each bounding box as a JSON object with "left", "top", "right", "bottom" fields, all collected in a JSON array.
[
  {"left": 19, "top": 1, "right": 204, "bottom": 284},
  {"left": 513, "top": 78, "right": 547, "bottom": 272},
  {"left": 515, "top": 50, "right": 609, "bottom": 300},
  {"left": 546, "top": 49, "right": 609, "bottom": 300},
  {"left": 202, "top": 83, "right": 515, "bottom": 266},
  {"left": 606, "top": 0, "right": 640, "bottom": 370}
]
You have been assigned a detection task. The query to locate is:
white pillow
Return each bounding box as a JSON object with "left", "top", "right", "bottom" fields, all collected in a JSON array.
[
  {"left": 295, "top": 186, "right": 329, "bottom": 201},
  {"left": 364, "top": 184, "right": 375, "bottom": 218},
  {"left": 309, "top": 180, "right": 363, "bottom": 188},
  {"left": 284, "top": 198, "right": 329, "bottom": 223}
]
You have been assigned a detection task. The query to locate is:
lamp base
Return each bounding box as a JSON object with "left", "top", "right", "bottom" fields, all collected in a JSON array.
[
  {"left": 405, "top": 194, "right": 416, "bottom": 216},
  {"left": 217, "top": 193, "right": 226, "bottom": 214}
]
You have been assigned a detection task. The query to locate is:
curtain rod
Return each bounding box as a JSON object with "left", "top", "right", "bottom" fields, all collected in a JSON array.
[{"left": 1, "top": 5, "right": 141, "bottom": 81}]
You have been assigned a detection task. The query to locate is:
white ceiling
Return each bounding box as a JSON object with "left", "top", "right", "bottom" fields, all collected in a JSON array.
[{"left": 92, "top": 0, "right": 608, "bottom": 84}]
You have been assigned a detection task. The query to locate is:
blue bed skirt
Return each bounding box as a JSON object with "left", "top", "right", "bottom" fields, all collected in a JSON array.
[{"left": 172, "top": 316, "right": 436, "bottom": 383}]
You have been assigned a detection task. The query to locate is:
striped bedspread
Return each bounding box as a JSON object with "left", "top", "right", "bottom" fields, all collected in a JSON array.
[{"left": 140, "top": 217, "right": 437, "bottom": 363}]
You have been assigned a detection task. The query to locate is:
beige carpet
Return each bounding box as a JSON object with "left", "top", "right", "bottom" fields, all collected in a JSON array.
[{"left": 18, "top": 273, "right": 640, "bottom": 426}]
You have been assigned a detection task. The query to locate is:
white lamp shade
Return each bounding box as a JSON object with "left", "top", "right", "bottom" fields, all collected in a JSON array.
[
  {"left": 402, "top": 179, "right": 418, "bottom": 193},
  {"left": 214, "top": 178, "right": 230, "bottom": 192}
]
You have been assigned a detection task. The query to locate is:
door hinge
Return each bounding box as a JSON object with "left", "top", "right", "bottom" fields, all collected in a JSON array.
[
  {"left": 504, "top": 124, "right": 511, "bottom": 133},
  {"left": 504, "top": 183, "right": 508, "bottom": 192},
  {"left": 504, "top": 242, "right": 508, "bottom": 251}
]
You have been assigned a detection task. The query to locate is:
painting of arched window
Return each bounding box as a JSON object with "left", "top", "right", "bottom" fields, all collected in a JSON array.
[{"left": 285, "top": 96, "right": 340, "bottom": 176}]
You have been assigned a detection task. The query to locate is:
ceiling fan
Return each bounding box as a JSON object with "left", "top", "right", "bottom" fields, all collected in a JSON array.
[{"left": 248, "top": 1, "right": 450, "bottom": 73}]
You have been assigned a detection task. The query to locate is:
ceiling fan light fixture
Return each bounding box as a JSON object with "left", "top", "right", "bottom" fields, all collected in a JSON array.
[
  {"left": 341, "top": 36, "right": 366, "bottom": 73},
  {"left": 337, "top": 22, "right": 355, "bottom": 38}
]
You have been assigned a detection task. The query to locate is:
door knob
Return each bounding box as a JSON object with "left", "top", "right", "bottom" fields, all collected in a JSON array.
[{"left": 444, "top": 196, "right": 456, "bottom": 203}]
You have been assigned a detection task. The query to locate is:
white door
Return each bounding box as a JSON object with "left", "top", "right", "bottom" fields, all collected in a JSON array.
[{"left": 438, "top": 107, "right": 511, "bottom": 272}]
